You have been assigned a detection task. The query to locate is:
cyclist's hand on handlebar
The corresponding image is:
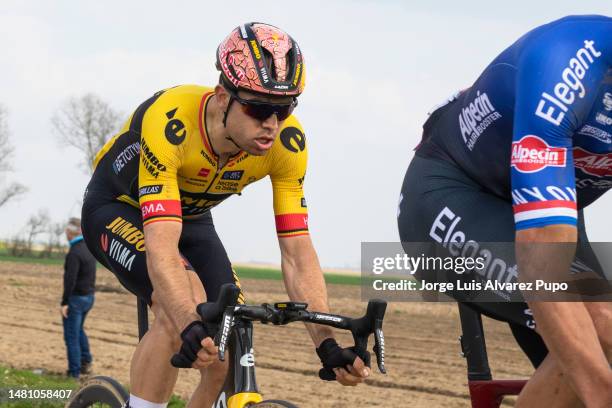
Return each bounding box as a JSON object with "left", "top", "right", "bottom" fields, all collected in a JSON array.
[
  {"left": 192, "top": 336, "right": 218, "bottom": 369},
  {"left": 334, "top": 356, "right": 371, "bottom": 386},
  {"left": 316, "top": 338, "right": 371, "bottom": 386},
  {"left": 171, "top": 321, "right": 218, "bottom": 369}
]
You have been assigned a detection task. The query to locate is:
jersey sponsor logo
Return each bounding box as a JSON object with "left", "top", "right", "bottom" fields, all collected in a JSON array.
[
  {"left": 575, "top": 177, "right": 612, "bottom": 189},
  {"left": 112, "top": 142, "right": 140, "bottom": 174},
  {"left": 535, "top": 40, "right": 602, "bottom": 126},
  {"left": 577, "top": 125, "right": 612, "bottom": 144},
  {"left": 596, "top": 112, "right": 612, "bottom": 126},
  {"left": 200, "top": 149, "right": 216, "bottom": 167},
  {"left": 301, "top": 197, "right": 307, "bottom": 208},
  {"left": 458, "top": 91, "right": 501, "bottom": 150},
  {"left": 429, "top": 206, "right": 518, "bottom": 297},
  {"left": 215, "top": 180, "right": 239, "bottom": 192},
  {"left": 107, "top": 238, "right": 136, "bottom": 271},
  {"left": 511, "top": 186, "right": 577, "bottom": 205},
  {"left": 198, "top": 168, "right": 211, "bottom": 178},
  {"left": 280, "top": 126, "right": 306, "bottom": 153},
  {"left": 275, "top": 213, "right": 308, "bottom": 233},
  {"left": 164, "top": 108, "right": 187, "bottom": 145},
  {"left": 511, "top": 135, "right": 567, "bottom": 173},
  {"left": 100, "top": 233, "right": 109, "bottom": 252},
  {"left": 280, "top": 127, "right": 306, "bottom": 153},
  {"left": 603, "top": 92, "right": 612, "bottom": 111},
  {"left": 221, "top": 170, "right": 244, "bottom": 180},
  {"left": 140, "top": 139, "right": 167, "bottom": 178},
  {"left": 139, "top": 184, "right": 163, "bottom": 197},
  {"left": 141, "top": 201, "right": 167, "bottom": 218},
  {"left": 573, "top": 147, "right": 612, "bottom": 177},
  {"left": 105, "top": 217, "right": 145, "bottom": 251}
]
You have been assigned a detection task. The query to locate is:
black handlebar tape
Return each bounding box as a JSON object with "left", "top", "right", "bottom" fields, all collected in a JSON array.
[
  {"left": 196, "top": 283, "right": 241, "bottom": 323},
  {"left": 366, "top": 300, "right": 387, "bottom": 326}
]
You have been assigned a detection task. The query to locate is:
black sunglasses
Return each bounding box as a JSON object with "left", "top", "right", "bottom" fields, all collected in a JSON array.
[{"left": 226, "top": 88, "right": 298, "bottom": 121}]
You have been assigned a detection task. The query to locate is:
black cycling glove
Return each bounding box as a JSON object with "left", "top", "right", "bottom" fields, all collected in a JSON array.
[
  {"left": 170, "top": 320, "right": 218, "bottom": 368},
  {"left": 315, "top": 338, "right": 371, "bottom": 381}
]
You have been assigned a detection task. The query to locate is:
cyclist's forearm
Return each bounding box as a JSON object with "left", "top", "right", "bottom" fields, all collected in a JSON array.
[
  {"left": 147, "top": 254, "right": 201, "bottom": 331},
  {"left": 144, "top": 221, "right": 201, "bottom": 332},
  {"left": 516, "top": 226, "right": 612, "bottom": 404},
  {"left": 528, "top": 301, "right": 612, "bottom": 405},
  {"left": 280, "top": 237, "right": 334, "bottom": 346}
]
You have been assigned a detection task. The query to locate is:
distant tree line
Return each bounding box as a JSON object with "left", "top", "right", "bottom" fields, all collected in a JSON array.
[{"left": 1, "top": 94, "right": 121, "bottom": 258}]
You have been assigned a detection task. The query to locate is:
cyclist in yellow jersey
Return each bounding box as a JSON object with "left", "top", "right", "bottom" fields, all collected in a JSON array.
[{"left": 82, "top": 23, "right": 370, "bottom": 408}]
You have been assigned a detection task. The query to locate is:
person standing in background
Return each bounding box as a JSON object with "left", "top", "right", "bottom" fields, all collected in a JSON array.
[{"left": 61, "top": 217, "right": 97, "bottom": 379}]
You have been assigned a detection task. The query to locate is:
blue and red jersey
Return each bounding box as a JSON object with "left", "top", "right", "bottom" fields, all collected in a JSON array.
[{"left": 417, "top": 15, "right": 612, "bottom": 230}]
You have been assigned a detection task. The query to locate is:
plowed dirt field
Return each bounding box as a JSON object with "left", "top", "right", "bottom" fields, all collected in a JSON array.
[{"left": 0, "top": 261, "right": 533, "bottom": 407}]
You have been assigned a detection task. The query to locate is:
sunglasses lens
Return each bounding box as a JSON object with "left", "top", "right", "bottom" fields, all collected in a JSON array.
[{"left": 243, "top": 102, "right": 295, "bottom": 121}]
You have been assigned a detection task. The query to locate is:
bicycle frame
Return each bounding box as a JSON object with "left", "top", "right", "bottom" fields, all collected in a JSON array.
[
  {"left": 458, "top": 303, "right": 527, "bottom": 408},
  {"left": 212, "top": 319, "right": 263, "bottom": 408}
]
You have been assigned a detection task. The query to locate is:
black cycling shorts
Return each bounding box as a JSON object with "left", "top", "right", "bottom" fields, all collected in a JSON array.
[
  {"left": 81, "top": 192, "right": 241, "bottom": 306},
  {"left": 397, "top": 154, "right": 604, "bottom": 367}
]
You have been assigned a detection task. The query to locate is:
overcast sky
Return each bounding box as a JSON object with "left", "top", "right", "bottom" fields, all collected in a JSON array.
[{"left": 1, "top": 1, "right": 611, "bottom": 268}]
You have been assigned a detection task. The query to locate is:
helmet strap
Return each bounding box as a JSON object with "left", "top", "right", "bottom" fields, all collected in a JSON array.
[
  {"left": 222, "top": 97, "right": 234, "bottom": 127},
  {"left": 225, "top": 135, "right": 241, "bottom": 149}
]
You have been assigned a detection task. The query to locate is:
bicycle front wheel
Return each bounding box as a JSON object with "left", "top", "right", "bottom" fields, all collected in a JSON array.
[
  {"left": 250, "top": 400, "right": 299, "bottom": 408},
  {"left": 66, "top": 375, "right": 128, "bottom": 408}
]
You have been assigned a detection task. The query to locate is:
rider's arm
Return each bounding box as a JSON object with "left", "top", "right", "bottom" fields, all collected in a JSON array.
[
  {"left": 511, "top": 36, "right": 612, "bottom": 405},
  {"left": 268, "top": 117, "right": 333, "bottom": 345},
  {"left": 144, "top": 221, "right": 200, "bottom": 332},
  {"left": 137, "top": 93, "right": 198, "bottom": 332},
  {"left": 516, "top": 225, "right": 612, "bottom": 405},
  {"left": 279, "top": 235, "right": 334, "bottom": 346}
]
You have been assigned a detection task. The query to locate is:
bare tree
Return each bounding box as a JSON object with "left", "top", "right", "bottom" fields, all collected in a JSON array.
[
  {"left": 0, "top": 105, "right": 27, "bottom": 208},
  {"left": 51, "top": 93, "right": 122, "bottom": 174},
  {"left": 24, "top": 209, "right": 51, "bottom": 256},
  {"left": 8, "top": 209, "right": 51, "bottom": 257}
]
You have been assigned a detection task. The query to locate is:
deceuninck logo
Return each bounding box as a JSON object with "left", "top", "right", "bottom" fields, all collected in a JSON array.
[{"left": 511, "top": 135, "right": 567, "bottom": 173}]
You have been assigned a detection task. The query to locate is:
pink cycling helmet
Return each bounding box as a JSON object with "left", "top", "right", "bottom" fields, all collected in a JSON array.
[{"left": 216, "top": 22, "right": 305, "bottom": 96}]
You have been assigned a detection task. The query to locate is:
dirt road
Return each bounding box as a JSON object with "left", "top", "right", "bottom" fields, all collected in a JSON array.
[{"left": 0, "top": 261, "right": 532, "bottom": 407}]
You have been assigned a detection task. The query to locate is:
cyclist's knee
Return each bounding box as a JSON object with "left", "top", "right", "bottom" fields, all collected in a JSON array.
[{"left": 150, "top": 297, "right": 181, "bottom": 349}]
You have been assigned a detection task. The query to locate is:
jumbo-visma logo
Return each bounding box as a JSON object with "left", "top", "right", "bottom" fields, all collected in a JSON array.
[{"left": 511, "top": 135, "right": 567, "bottom": 173}]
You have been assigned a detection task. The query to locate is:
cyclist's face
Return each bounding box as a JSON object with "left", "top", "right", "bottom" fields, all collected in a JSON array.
[{"left": 225, "top": 89, "right": 294, "bottom": 156}]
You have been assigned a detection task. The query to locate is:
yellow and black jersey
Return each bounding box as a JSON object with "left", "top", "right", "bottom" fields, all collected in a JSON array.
[{"left": 91, "top": 85, "right": 308, "bottom": 238}]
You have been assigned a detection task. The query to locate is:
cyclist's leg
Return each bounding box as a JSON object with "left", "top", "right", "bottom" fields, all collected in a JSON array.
[
  {"left": 82, "top": 198, "right": 192, "bottom": 406},
  {"left": 574, "top": 228, "right": 612, "bottom": 360},
  {"left": 398, "top": 155, "right": 537, "bottom": 330},
  {"left": 178, "top": 212, "right": 241, "bottom": 408},
  {"left": 397, "top": 155, "right": 599, "bottom": 406}
]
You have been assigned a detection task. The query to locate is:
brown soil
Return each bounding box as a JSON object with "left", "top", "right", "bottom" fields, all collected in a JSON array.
[{"left": 0, "top": 261, "right": 533, "bottom": 407}]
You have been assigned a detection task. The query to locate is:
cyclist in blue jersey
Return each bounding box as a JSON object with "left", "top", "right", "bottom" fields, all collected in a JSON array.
[{"left": 398, "top": 15, "right": 611, "bottom": 407}]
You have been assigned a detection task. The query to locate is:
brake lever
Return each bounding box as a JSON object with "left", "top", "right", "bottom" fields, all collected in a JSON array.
[
  {"left": 373, "top": 319, "right": 386, "bottom": 374},
  {"left": 216, "top": 306, "right": 235, "bottom": 361}
]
